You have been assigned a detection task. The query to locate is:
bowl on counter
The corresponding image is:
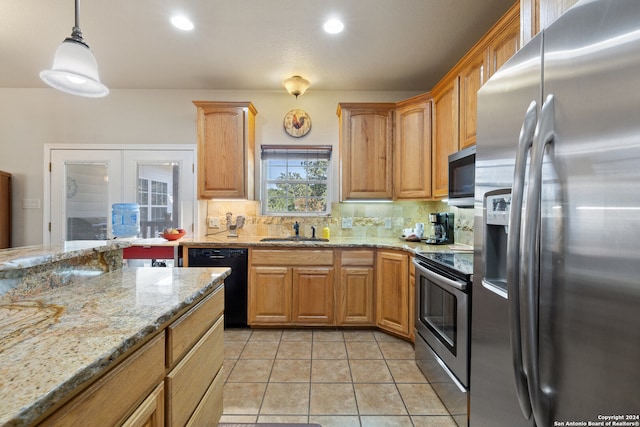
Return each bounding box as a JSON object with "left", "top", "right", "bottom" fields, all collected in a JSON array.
[{"left": 159, "top": 229, "right": 186, "bottom": 241}]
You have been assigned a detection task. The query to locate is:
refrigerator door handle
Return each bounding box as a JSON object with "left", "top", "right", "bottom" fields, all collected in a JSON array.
[
  {"left": 523, "top": 94, "right": 555, "bottom": 427},
  {"left": 507, "top": 100, "right": 538, "bottom": 420}
]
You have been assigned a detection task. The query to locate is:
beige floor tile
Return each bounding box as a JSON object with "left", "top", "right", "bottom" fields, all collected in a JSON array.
[
  {"left": 281, "top": 329, "right": 313, "bottom": 342},
  {"left": 248, "top": 329, "right": 283, "bottom": 341},
  {"left": 397, "top": 383, "right": 449, "bottom": 415},
  {"left": 223, "top": 341, "right": 246, "bottom": 360},
  {"left": 343, "top": 330, "right": 377, "bottom": 341},
  {"left": 345, "top": 341, "right": 384, "bottom": 359},
  {"left": 386, "top": 359, "right": 428, "bottom": 383},
  {"left": 312, "top": 341, "right": 347, "bottom": 359},
  {"left": 270, "top": 359, "right": 311, "bottom": 382},
  {"left": 257, "top": 415, "right": 309, "bottom": 423},
  {"left": 354, "top": 383, "right": 408, "bottom": 415},
  {"left": 240, "top": 340, "right": 279, "bottom": 359},
  {"left": 313, "top": 330, "right": 345, "bottom": 341},
  {"left": 309, "top": 415, "right": 361, "bottom": 427},
  {"left": 219, "top": 414, "right": 258, "bottom": 423},
  {"left": 412, "top": 415, "right": 458, "bottom": 427},
  {"left": 260, "top": 382, "right": 310, "bottom": 414},
  {"left": 222, "top": 360, "right": 236, "bottom": 382},
  {"left": 311, "top": 359, "right": 352, "bottom": 383},
  {"left": 223, "top": 328, "right": 252, "bottom": 342},
  {"left": 378, "top": 340, "right": 415, "bottom": 359},
  {"left": 373, "top": 330, "right": 404, "bottom": 342},
  {"left": 227, "top": 358, "right": 273, "bottom": 382},
  {"left": 360, "top": 415, "right": 414, "bottom": 426},
  {"left": 349, "top": 359, "right": 394, "bottom": 383},
  {"left": 276, "top": 341, "right": 312, "bottom": 359},
  {"left": 310, "top": 383, "right": 358, "bottom": 415},
  {"left": 222, "top": 382, "right": 266, "bottom": 414}
]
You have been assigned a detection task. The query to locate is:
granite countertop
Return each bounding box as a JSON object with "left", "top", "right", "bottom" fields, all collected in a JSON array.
[
  {"left": 0, "top": 241, "right": 130, "bottom": 272},
  {"left": 174, "top": 235, "right": 471, "bottom": 255},
  {"left": 0, "top": 265, "right": 230, "bottom": 427}
]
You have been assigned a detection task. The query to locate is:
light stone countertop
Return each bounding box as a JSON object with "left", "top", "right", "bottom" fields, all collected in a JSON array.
[
  {"left": 176, "top": 235, "right": 466, "bottom": 255},
  {"left": 0, "top": 266, "right": 230, "bottom": 427}
]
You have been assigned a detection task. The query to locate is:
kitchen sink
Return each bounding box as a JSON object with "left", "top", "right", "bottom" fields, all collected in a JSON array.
[{"left": 260, "top": 237, "right": 329, "bottom": 242}]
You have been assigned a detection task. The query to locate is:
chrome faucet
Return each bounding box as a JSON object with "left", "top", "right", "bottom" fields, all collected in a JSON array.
[
  {"left": 293, "top": 221, "right": 300, "bottom": 237},
  {"left": 311, "top": 225, "right": 316, "bottom": 238}
]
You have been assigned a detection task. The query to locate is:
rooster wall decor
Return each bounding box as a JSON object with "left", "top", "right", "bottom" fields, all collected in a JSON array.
[{"left": 283, "top": 109, "right": 312, "bottom": 137}]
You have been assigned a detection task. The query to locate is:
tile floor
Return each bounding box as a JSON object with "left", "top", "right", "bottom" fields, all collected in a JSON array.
[{"left": 221, "top": 328, "right": 457, "bottom": 427}]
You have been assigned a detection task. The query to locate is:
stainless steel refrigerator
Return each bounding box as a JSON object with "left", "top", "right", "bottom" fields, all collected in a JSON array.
[{"left": 470, "top": 1, "right": 640, "bottom": 426}]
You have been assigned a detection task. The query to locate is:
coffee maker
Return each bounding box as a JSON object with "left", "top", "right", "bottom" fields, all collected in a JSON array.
[{"left": 425, "top": 212, "right": 454, "bottom": 245}]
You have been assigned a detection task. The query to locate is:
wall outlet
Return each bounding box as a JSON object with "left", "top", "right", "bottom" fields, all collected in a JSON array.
[
  {"left": 208, "top": 216, "right": 220, "bottom": 228},
  {"left": 341, "top": 217, "right": 353, "bottom": 229},
  {"left": 384, "top": 218, "right": 392, "bottom": 229}
]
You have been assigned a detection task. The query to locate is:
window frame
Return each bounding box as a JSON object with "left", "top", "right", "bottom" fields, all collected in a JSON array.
[{"left": 260, "top": 145, "right": 332, "bottom": 216}]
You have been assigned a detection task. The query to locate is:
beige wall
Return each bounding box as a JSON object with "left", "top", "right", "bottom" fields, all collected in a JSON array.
[{"left": 0, "top": 88, "right": 420, "bottom": 247}]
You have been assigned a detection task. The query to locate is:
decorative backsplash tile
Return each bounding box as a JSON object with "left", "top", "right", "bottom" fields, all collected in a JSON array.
[{"left": 204, "top": 200, "right": 475, "bottom": 246}]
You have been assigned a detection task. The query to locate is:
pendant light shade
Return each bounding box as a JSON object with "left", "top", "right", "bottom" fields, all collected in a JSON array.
[{"left": 40, "top": 0, "right": 108, "bottom": 97}]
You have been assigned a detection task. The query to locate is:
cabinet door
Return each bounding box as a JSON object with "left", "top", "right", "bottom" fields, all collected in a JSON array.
[
  {"left": 489, "top": 12, "right": 520, "bottom": 77},
  {"left": 393, "top": 98, "right": 432, "bottom": 200},
  {"left": 194, "top": 102, "right": 256, "bottom": 199},
  {"left": 337, "top": 266, "right": 375, "bottom": 325},
  {"left": 408, "top": 257, "right": 416, "bottom": 342},
  {"left": 338, "top": 103, "right": 394, "bottom": 200},
  {"left": 432, "top": 78, "right": 460, "bottom": 199},
  {"left": 292, "top": 267, "right": 334, "bottom": 325},
  {"left": 248, "top": 266, "right": 292, "bottom": 324},
  {"left": 376, "top": 251, "right": 410, "bottom": 337},
  {"left": 121, "top": 383, "right": 164, "bottom": 427},
  {"left": 521, "top": 0, "right": 578, "bottom": 45},
  {"left": 459, "top": 50, "right": 488, "bottom": 149}
]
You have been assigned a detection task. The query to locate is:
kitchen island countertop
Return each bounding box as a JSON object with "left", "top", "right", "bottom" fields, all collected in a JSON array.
[{"left": 0, "top": 265, "right": 230, "bottom": 427}]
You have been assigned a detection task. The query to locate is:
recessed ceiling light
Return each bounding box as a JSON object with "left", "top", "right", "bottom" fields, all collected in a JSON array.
[
  {"left": 323, "top": 18, "right": 344, "bottom": 34},
  {"left": 171, "top": 15, "right": 194, "bottom": 31}
]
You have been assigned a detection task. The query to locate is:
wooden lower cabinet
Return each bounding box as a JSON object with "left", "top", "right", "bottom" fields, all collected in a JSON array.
[
  {"left": 248, "top": 249, "right": 334, "bottom": 326},
  {"left": 376, "top": 250, "right": 411, "bottom": 338},
  {"left": 409, "top": 256, "right": 416, "bottom": 342},
  {"left": 39, "top": 286, "right": 225, "bottom": 427},
  {"left": 336, "top": 250, "right": 375, "bottom": 325}
]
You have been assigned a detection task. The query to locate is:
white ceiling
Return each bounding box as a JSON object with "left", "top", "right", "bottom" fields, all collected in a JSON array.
[{"left": 0, "top": 0, "right": 517, "bottom": 92}]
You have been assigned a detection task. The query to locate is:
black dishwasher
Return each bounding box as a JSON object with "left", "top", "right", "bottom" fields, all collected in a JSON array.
[{"left": 187, "top": 248, "right": 248, "bottom": 328}]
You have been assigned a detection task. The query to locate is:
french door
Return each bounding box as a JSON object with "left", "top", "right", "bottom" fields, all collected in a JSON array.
[{"left": 46, "top": 146, "right": 195, "bottom": 244}]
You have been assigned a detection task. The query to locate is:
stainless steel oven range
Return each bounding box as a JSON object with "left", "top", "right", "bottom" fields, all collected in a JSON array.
[{"left": 414, "top": 251, "right": 473, "bottom": 427}]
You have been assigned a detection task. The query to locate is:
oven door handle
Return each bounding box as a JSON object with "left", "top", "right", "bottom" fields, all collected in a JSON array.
[{"left": 413, "top": 259, "right": 468, "bottom": 292}]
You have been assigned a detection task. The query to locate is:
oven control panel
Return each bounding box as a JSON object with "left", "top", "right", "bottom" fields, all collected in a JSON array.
[{"left": 486, "top": 193, "right": 511, "bottom": 226}]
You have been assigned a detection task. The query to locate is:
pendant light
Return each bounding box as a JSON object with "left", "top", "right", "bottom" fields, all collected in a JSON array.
[{"left": 40, "top": 0, "right": 109, "bottom": 97}]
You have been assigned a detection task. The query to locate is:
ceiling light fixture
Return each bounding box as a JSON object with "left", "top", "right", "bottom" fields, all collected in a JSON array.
[
  {"left": 283, "top": 75, "right": 310, "bottom": 98},
  {"left": 323, "top": 18, "right": 344, "bottom": 34},
  {"left": 171, "top": 15, "right": 194, "bottom": 31},
  {"left": 40, "top": 0, "right": 108, "bottom": 97}
]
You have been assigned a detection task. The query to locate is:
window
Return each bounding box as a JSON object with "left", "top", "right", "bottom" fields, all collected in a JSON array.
[{"left": 261, "top": 145, "right": 332, "bottom": 215}]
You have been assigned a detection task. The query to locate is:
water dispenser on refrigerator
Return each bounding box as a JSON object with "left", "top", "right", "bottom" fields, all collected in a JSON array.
[{"left": 482, "top": 189, "right": 512, "bottom": 298}]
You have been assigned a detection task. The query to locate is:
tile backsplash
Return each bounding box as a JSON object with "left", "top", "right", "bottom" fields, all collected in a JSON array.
[{"left": 203, "top": 200, "right": 474, "bottom": 246}]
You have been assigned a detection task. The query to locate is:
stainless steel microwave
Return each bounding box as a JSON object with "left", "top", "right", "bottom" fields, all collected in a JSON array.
[{"left": 448, "top": 145, "right": 475, "bottom": 207}]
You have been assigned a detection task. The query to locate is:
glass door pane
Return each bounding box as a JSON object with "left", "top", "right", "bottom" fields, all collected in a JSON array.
[
  {"left": 50, "top": 150, "right": 122, "bottom": 244},
  {"left": 123, "top": 150, "right": 195, "bottom": 238}
]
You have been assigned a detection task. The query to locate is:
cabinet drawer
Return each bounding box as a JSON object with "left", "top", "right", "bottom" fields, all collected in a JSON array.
[
  {"left": 166, "top": 285, "right": 224, "bottom": 368},
  {"left": 165, "top": 316, "right": 224, "bottom": 427},
  {"left": 341, "top": 250, "right": 375, "bottom": 266},
  {"left": 252, "top": 249, "right": 334, "bottom": 266},
  {"left": 186, "top": 368, "right": 224, "bottom": 426},
  {"left": 40, "top": 333, "right": 165, "bottom": 427},
  {"left": 121, "top": 382, "right": 164, "bottom": 427}
]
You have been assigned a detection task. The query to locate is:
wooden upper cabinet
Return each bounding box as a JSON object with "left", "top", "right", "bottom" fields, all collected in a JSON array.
[
  {"left": 521, "top": 0, "right": 578, "bottom": 46},
  {"left": 458, "top": 49, "right": 488, "bottom": 150},
  {"left": 337, "top": 103, "right": 395, "bottom": 200},
  {"left": 431, "top": 77, "right": 459, "bottom": 199},
  {"left": 193, "top": 101, "right": 257, "bottom": 199},
  {"left": 393, "top": 95, "right": 432, "bottom": 200},
  {"left": 489, "top": 6, "right": 521, "bottom": 77}
]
